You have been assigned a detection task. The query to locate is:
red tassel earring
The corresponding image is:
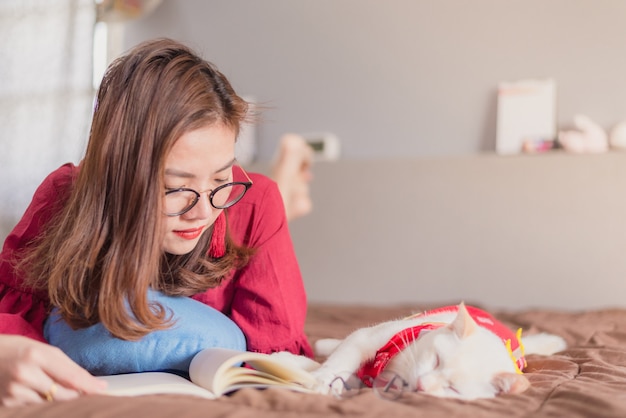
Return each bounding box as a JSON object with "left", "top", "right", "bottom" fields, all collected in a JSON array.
[{"left": 208, "top": 212, "right": 226, "bottom": 258}]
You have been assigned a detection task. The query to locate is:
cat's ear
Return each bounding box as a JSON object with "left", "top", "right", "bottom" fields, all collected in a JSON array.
[
  {"left": 491, "top": 372, "right": 530, "bottom": 394},
  {"left": 450, "top": 302, "right": 477, "bottom": 339}
]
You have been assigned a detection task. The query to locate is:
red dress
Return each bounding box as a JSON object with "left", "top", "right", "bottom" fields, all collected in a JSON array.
[{"left": 0, "top": 163, "right": 313, "bottom": 357}]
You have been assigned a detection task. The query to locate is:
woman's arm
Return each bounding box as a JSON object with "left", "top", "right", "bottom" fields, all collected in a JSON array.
[
  {"left": 0, "top": 164, "right": 77, "bottom": 340},
  {"left": 0, "top": 164, "right": 107, "bottom": 406}
]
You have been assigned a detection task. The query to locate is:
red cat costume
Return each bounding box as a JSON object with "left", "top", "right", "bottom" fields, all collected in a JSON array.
[{"left": 357, "top": 305, "right": 526, "bottom": 386}]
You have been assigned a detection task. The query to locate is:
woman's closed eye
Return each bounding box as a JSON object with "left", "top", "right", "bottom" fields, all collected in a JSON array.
[{"left": 214, "top": 177, "right": 230, "bottom": 184}]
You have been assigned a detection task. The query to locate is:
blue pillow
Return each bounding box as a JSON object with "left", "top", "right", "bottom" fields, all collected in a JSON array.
[{"left": 44, "top": 289, "right": 246, "bottom": 376}]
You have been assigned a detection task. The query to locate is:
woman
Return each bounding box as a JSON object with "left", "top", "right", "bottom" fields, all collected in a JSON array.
[{"left": 0, "top": 38, "right": 312, "bottom": 406}]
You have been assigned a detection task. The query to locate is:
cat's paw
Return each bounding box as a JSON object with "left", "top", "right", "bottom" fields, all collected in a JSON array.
[
  {"left": 523, "top": 332, "right": 567, "bottom": 356},
  {"left": 314, "top": 338, "right": 342, "bottom": 357},
  {"left": 310, "top": 367, "right": 355, "bottom": 396}
]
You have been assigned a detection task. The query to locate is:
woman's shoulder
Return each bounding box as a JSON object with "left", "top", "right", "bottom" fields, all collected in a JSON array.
[
  {"left": 0, "top": 163, "right": 80, "bottom": 292},
  {"left": 45, "top": 162, "right": 79, "bottom": 186},
  {"left": 240, "top": 171, "right": 283, "bottom": 209},
  {"left": 227, "top": 171, "right": 287, "bottom": 243},
  {"left": 29, "top": 163, "right": 79, "bottom": 209},
  {"left": 247, "top": 171, "right": 277, "bottom": 192}
]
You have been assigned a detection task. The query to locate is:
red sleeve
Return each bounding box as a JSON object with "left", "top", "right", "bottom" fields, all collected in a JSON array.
[
  {"left": 193, "top": 173, "right": 313, "bottom": 357},
  {"left": 0, "top": 163, "right": 77, "bottom": 342}
]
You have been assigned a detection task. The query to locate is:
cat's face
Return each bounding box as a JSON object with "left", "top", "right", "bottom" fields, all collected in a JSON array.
[{"left": 385, "top": 305, "right": 529, "bottom": 400}]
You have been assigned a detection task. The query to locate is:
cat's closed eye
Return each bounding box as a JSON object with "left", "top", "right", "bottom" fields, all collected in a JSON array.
[
  {"left": 446, "top": 385, "right": 460, "bottom": 395},
  {"left": 433, "top": 355, "right": 441, "bottom": 369}
]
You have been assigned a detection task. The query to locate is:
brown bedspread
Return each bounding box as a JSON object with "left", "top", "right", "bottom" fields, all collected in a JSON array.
[{"left": 3, "top": 303, "right": 626, "bottom": 418}]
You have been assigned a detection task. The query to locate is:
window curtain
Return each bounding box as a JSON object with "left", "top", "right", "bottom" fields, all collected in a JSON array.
[{"left": 0, "top": 0, "right": 96, "bottom": 242}]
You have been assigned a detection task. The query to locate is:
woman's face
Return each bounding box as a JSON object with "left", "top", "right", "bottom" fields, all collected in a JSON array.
[{"left": 162, "top": 123, "right": 237, "bottom": 255}]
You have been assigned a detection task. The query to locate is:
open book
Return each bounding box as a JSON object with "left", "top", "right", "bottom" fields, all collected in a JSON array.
[{"left": 100, "top": 348, "right": 319, "bottom": 399}]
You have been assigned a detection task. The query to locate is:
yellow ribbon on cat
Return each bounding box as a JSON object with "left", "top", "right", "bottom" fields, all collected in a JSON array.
[{"left": 505, "top": 328, "right": 527, "bottom": 374}]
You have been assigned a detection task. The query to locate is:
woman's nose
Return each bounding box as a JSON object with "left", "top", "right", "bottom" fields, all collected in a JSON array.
[{"left": 182, "top": 193, "right": 212, "bottom": 219}]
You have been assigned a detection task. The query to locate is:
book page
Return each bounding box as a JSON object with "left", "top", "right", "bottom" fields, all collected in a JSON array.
[
  {"left": 100, "top": 372, "right": 215, "bottom": 399},
  {"left": 189, "top": 348, "right": 317, "bottom": 396},
  {"left": 244, "top": 357, "right": 318, "bottom": 386},
  {"left": 216, "top": 366, "right": 315, "bottom": 394}
]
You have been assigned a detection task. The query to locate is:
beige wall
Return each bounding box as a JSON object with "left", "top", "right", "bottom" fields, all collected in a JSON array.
[
  {"left": 124, "top": 0, "right": 626, "bottom": 161},
  {"left": 282, "top": 152, "right": 626, "bottom": 310},
  {"left": 5, "top": 2, "right": 623, "bottom": 310},
  {"left": 123, "top": 2, "right": 626, "bottom": 310}
]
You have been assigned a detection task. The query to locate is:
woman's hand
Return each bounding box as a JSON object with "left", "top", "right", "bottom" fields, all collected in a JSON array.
[{"left": 0, "top": 335, "right": 107, "bottom": 407}]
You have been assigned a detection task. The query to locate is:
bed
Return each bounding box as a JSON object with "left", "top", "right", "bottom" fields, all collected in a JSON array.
[{"left": 3, "top": 301, "right": 626, "bottom": 418}]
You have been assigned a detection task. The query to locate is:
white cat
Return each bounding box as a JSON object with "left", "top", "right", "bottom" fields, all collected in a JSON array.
[{"left": 309, "top": 303, "right": 566, "bottom": 400}]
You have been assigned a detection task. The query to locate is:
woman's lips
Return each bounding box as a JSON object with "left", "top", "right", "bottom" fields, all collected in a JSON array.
[{"left": 173, "top": 226, "right": 204, "bottom": 240}]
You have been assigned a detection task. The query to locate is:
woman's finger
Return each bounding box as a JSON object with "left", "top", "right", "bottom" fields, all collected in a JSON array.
[
  {"left": 0, "top": 335, "right": 106, "bottom": 406},
  {"left": 38, "top": 345, "right": 107, "bottom": 394}
]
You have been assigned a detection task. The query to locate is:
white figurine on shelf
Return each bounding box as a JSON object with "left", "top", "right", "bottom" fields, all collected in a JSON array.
[
  {"left": 557, "top": 114, "right": 608, "bottom": 154},
  {"left": 609, "top": 121, "right": 626, "bottom": 151}
]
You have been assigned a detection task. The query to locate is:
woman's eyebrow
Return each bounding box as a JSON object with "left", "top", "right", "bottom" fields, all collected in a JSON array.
[
  {"left": 164, "top": 158, "right": 237, "bottom": 178},
  {"left": 215, "top": 158, "right": 237, "bottom": 173},
  {"left": 164, "top": 168, "right": 194, "bottom": 179}
]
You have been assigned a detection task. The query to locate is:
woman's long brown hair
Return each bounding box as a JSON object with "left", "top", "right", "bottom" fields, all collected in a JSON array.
[{"left": 23, "top": 38, "right": 254, "bottom": 340}]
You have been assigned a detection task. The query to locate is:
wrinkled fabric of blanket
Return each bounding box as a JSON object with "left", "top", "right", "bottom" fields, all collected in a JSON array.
[{"left": 3, "top": 303, "right": 626, "bottom": 418}]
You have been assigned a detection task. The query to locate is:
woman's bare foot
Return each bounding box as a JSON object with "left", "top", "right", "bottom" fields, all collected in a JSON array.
[{"left": 271, "top": 134, "right": 314, "bottom": 221}]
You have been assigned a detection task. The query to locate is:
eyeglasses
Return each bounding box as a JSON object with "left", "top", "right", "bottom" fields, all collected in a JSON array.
[
  {"left": 164, "top": 165, "right": 253, "bottom": 216},
  {"left": 328, "top": 371, "right": 410, "bottom": 401}
]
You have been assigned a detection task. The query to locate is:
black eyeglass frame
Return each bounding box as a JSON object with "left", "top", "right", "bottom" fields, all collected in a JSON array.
[{"left": 164, "top": 165, "right": 253, "bottom": 217}]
